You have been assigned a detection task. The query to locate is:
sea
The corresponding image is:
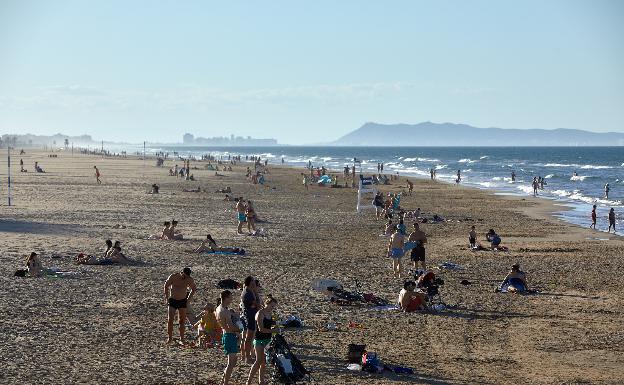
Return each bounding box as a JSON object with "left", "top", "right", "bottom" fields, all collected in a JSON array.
[{"left": 139, "top": 145, "right": 622, "bottom": 235}]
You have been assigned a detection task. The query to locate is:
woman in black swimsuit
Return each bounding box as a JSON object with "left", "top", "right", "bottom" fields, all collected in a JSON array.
[{"left": 246, "top": 295, "right": 278, "bottom": 385}]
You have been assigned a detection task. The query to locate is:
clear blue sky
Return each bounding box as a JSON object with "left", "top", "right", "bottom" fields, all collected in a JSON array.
[{"left": 1, "top": 0, "right": 623, "bottom": 144}]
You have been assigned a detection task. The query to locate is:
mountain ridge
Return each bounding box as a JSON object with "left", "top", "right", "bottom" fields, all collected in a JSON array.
[{"left": 330, "top": 122, "right": 624, "bottom": 146}]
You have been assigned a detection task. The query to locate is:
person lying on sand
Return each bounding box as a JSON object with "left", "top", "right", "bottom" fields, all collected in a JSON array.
[
  {"left": 499, "top": 264, "right": 529, "bottom": 293},
  {"left": 164, "top": 267, "right": 197, "bottom": 345},
  {"left": 194, "top": 234, "right": 244, "bottom": 254},
  {"left": 76, "top": 240, "right": 114, "bottom": 265},
  {"left": 108, "top": 245, "right": 132, "bottom": 264},
  {"left": 216, "top": 187, "right": 232, "bottom": 193},
  {"left": 26, "top": 252, "right": 45, "bottom": 277},
  {"left": 182, "top": 186, "right": 201, "bottom": 193},
  {"left": 398, "top": 281, "right": 426, "bottom": 312}
]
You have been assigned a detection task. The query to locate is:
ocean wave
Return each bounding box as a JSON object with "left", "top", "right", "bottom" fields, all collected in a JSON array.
[
  {"left": 492, "top": 177, "right": 502, "bottom": 181},
  {"left": 516, "top": 185, "right": 534, "bottom": 195},
  {"left": 544, "top": 163, "right": 576, "bottom": 167},
  {"left": 544, "top": 174, "right": 554, "bottom": 179},
  {"left": 580, "top": 165, "right": 613, "bottom": 169},
  {"left": 480, "top": 155, "right": 489, "bottom": 159},
  {"left": 321, "top": 157, "right": 332, "bottom": 162},
  {"left": 403, "top": 157, "right": 417, "bottom": 162},
  {"left": 435, "top": 164, "right": 447, "bottom": 170},
  {"left": 570, "top": 175, "right": 588, "bottom": 181},
  {"left": 418, "top": 157, "right": 440, "bottom": 162},
  {"left": 479, "top": 182, "right": 494, "bottom": 188},
  {"left": 458, "top": 158, "right": 477, "bottom": 163}
]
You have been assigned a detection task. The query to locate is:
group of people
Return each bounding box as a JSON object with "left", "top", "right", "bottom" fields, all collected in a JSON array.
[
  {"left": 159, "top": 221, "right": 184, "bottom": 240},
  {"left": 236, "top": 198, "right": 258, "bottom": 235},
  {"left": 531, "top": 176, "right": 546, "bottom": 195},
  {"left": 164, "top": 271, "right": 278, "bottom": 385},
  {"left": 75, "top": 240, "right": 132, "bottom": 265},
  {"left": 386, "top": 221, "right": 428, "bottom": 278},
  {"left": 590, "top": 205, "right": 617, "bottom": 233}
]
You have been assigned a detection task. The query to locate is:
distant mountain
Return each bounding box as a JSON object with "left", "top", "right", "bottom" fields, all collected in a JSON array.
[{"left": 331, "top": 122, "right": 624, "bottom": 146}]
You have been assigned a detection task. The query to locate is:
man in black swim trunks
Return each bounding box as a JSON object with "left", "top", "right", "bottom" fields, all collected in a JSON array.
[
  {"left": 407, "top": 222, "right": 428, "bottom": 270},
  {"left": 164, "top": 267, "right": 197, "bottom": 344}
]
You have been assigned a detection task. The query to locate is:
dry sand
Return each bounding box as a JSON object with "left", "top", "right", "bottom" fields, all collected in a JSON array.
[{"left": 1, "top": 149, "right": 623, "bottom": 385}]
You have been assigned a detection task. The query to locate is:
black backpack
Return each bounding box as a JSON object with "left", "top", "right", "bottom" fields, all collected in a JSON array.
[{"left": 216, "top": 279, "right": 241, "bottom": 290}]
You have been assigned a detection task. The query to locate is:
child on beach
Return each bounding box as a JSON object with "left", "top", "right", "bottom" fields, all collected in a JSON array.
[
  {"left": 590, "top": 205, "right": 597, "bottom": 230},
  {"left": 469, "top": 226, "right": 477, "bottom": 249},
  {"left": 195, "top": 303, "right": 219, "bottom": 348}
]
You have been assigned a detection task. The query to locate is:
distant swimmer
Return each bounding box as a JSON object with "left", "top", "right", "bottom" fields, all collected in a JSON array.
[
  {"left": 604, "top": 183, "right": 610, "bottom": 199},
  {"left": 573, "top": 171, "right": 578, "bottom": 177},
  {"left": 608, "top": 208, "right": 616, "bottom": 233},
  {"left": 590, "top": 205, "right": 597, "bottom": 230},
  {"left": 511, "top": 171, "right": 516, "bottom": 182}
]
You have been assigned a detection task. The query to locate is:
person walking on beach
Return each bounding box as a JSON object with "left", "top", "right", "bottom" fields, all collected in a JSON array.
[
  {"left": 387, "top": 225, "right": 405, "bottom": 278},
  {"left": 380, "top": 162, "right": 384, "bottom": 173},
  {"left": 608, "top": 208, "right": 616, "bottom": 233},
  {"left": 511, "top": 171, "right": 516, "bottom": 182},
  {"left": 236, "top": 198, "right": 246, "bottom": 234},
  {"left": 163, "top": 267, "right": 197, "bottom": 344},
  {"left": 604, "top": 183, "right": 610, "bottom": 199},
  {"left": 406, "top": 179, "right": 413, "bottom": 196},
  {"left": 94, "top": 166, "right": 101, "bottom": 184},
  {"left": 216, "top": 290, "right": 240, "bottom": 385},
  {"left": 430, "top": 168, "right": 434, "bottom": 180},
  {"left": 590, "top": 205, "right": 597, "bottom": 229},
  {"left": 456, "top": 169, "right": 461, "bottom": 184}
]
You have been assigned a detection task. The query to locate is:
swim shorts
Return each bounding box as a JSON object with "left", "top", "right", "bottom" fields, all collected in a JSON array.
[
  {"left": 222, "top": 332, "right": 239, "bottom": 355},
  {"left": 390, "top": 248, "right": 404, "bottom": 259},
  {"left": 410, "top": 246, "right": 426, "bottom": 262},
  {"left": 253, "top": 338, "right": 271, "bottom": 347},
  {"left": 168, "top": 297, "right": 187, "bottom": 309},
  {"left": 237, "top": 212, "right": 246, "bottom": 222},
  {"left": 242, "top": 311, "right": 257, "bottom": 331}
]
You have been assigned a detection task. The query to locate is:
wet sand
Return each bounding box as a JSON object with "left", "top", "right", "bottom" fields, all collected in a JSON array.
[{"left": 1, "top": 149, "right": 623, "bottom": 385}]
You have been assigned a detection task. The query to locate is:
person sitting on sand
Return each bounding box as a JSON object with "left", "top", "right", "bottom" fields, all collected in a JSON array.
[
  {"left": 398, "top": 281, "right": 426, "bottom": 312},
  {"left": 387, "top": 225, "right": 405, "bottom": 278},
  {"left": 160, "top": 222, "right": 172, "bottom": 240},
  {"left": 194, "top": 303, "right": 219, "bottom": 348},
  {"left": 194, "top": 234, "right": 244, "bottom": 254},
  {"left": 162, "top": 220, "right": 183, "bottom": 240},
  {"left": 26, "top": 252, "right": 44, "bottom": 277},
  {"left": 499, "top": 263, "right": 529, "bottom": 293},
  {"left": 469, "top": 226, "right": 477, "bottom": 249},
  {"left": 485, "top": 229, "right": 502, "bottom": 250},
  {"left": 246, "top": 295, "right": 279, "bottom": 385}
]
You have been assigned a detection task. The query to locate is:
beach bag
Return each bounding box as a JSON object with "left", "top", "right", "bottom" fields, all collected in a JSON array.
[
  {"left": 267, "top": 334, "right": 310, "bottom": 384},
  {"left": 347, "top": 344, "right": 366, "bottom": 363},
  {"left": 217, "top": 279, "right": 241, "bottom": 290},
  {"left": 14, "top": 269, "right": 28, "bottom": 277}
]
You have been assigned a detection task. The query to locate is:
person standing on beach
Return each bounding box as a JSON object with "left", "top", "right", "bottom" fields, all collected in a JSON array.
[
  {"left": 387, "top": 225, "right": 405, "bottom": 278},
  {"left": 236, "top": 198, "right": 246, "bottom": 234},
  {"left": 245, "top": 201, "right": 257, "bottom": 235},
  {"left": 511, "top": 171, "right": 516, "bottom": 182},
  {"left": 381, "top": 163, "right": 384, "bottom": 173},
  {"left": 407, "top": 223, "right": 427, "bottom": 270},
  {"left": 240, "top": 276, "right": 258, "bottom": 364},
  {"left": 456, "top": 169, "right": 461, "bottom": 184},
  {"left": 301, "top": 172, "right": 308, "bottom": 190},
  {"left": 604, "top": 183, "right": 610, "bottom": 199},
  {"left": 430, "top": 168, "right": 434, "bottom": 180},
  {"left": 94, "top": 166, "right": 101, "bottom": 184},
  {"left": 163, "top": 267, "right": 196, "bottom": 344},
  {"left": 590, "top": 205, "right": 597, "bottom": 230},
  {"left": 608, "top": 208, "right": 616, "bottom": 233},
  {"left": 532, "top": 177, "right": 539, "bottom": 196},
  {"left": 216, "top": 290, "right": 240, "bottom": 385},
  {"left": 407, "top": 179, "right": 413, "bottom": 196}
]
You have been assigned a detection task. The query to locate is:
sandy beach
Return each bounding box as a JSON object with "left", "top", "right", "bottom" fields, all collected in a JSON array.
[{"left": 1, "top": 149, "right": 623, "bottom": 385}]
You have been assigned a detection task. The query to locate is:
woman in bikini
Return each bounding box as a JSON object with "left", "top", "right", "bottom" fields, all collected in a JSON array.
[{"left": 246, "top": 295, "right": 279, "bottom": 385}]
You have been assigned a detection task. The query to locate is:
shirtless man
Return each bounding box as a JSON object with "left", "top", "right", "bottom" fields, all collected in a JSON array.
[
  {"left": 398, "top": 281, "right": 425, "bottom": 312},
  {"left": 500, "top": 264, "right": 529, "bottom": 293},
  {"left": 387, "top": 225, "right": 405, "bottom": 278},
  {"left": 215, "top": 290, "right": 240, "bottom": 385},
  {"left": 94, "top": 166, "right": 101, "bottom": 184},
  {"left": 236, "top": 198, "right": 246, "bottom": 234},
  {"left": 164, "top": 267, "right": 197, "bottom": 344},
  {"left": 407, "top": 222, "right": 428, "bottom": 270}
]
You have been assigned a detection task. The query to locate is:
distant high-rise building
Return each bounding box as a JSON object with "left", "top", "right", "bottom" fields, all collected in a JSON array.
[{"left": 183, "top": 133, "right": 195, "bottom": 144}]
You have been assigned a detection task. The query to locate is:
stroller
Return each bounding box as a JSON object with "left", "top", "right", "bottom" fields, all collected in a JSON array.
[
  {"left": 266, "top": 334, "right": 311, "bottom": 384},
  {"left": 416, "top": 271, "right": 445, "bottom": 308}
]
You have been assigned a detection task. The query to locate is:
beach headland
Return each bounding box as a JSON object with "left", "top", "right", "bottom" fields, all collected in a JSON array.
[{"left": 1, "top": 149, "right": 623, "bottom": 384}]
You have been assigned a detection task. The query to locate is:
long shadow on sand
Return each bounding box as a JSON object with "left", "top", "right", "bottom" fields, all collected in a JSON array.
[
  {"left": 294, "top": 344, "right": 465, "bottom": 384},
  {"left": 428, "top": 306, "right": 564, "bottom": 321},
  {"left": 0, "top": 219, "right": 84, "bottom": 235}
]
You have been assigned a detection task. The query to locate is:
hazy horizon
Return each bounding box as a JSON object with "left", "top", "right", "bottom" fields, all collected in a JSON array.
[{"left": 1, "top": 0, "right": 623, "bottom": 144}]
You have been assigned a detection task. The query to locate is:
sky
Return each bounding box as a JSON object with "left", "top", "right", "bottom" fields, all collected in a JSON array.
[{"left": 0, "top": 0, "right": 623, "bottom": 144}]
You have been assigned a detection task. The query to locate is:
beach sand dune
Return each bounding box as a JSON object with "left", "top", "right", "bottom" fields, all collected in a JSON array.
[{"left": 1, "top": 150, "right": 623, "bottom": 384}]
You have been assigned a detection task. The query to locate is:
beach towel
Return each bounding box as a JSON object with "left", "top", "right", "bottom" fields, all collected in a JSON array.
[{"left": 202, "top": 249, "right": 245, "bottom": 256}]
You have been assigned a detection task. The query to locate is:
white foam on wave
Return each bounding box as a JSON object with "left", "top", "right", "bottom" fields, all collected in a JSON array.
[
  {"left": 458, "top": 158, "right": 474, "bottom": 163},
  {"left": 418, "top": 157, "right": 440, "bottom": 162},
  {"left": 321, "top": 157, "right": 332, "bottom": 162},
  {"left": 403, "top": 157, "right": 417, "bottom": 162},
  {"left": 570, "top": 175, "right": 588, "bottom": 181},
  {"left": 480, "top": 155, "right": 489, "bottom": 159},
  {"left": 435, "top": 164, "right": 447, "bottom": 170},
  {"left": 544, "top": 174, "right": 554, "bottom": 179},
  {"left": 580, "top": 165, "right": 613, "bottom": 169},
  {"left": 492, "top": 177, "right": 502, "bottom": 181},
  {"left": 479, "top": 182, "right": 494, "bottom": 188},
  {"left": 516, "top": 185, "right": 534, "bottom": 195}
]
